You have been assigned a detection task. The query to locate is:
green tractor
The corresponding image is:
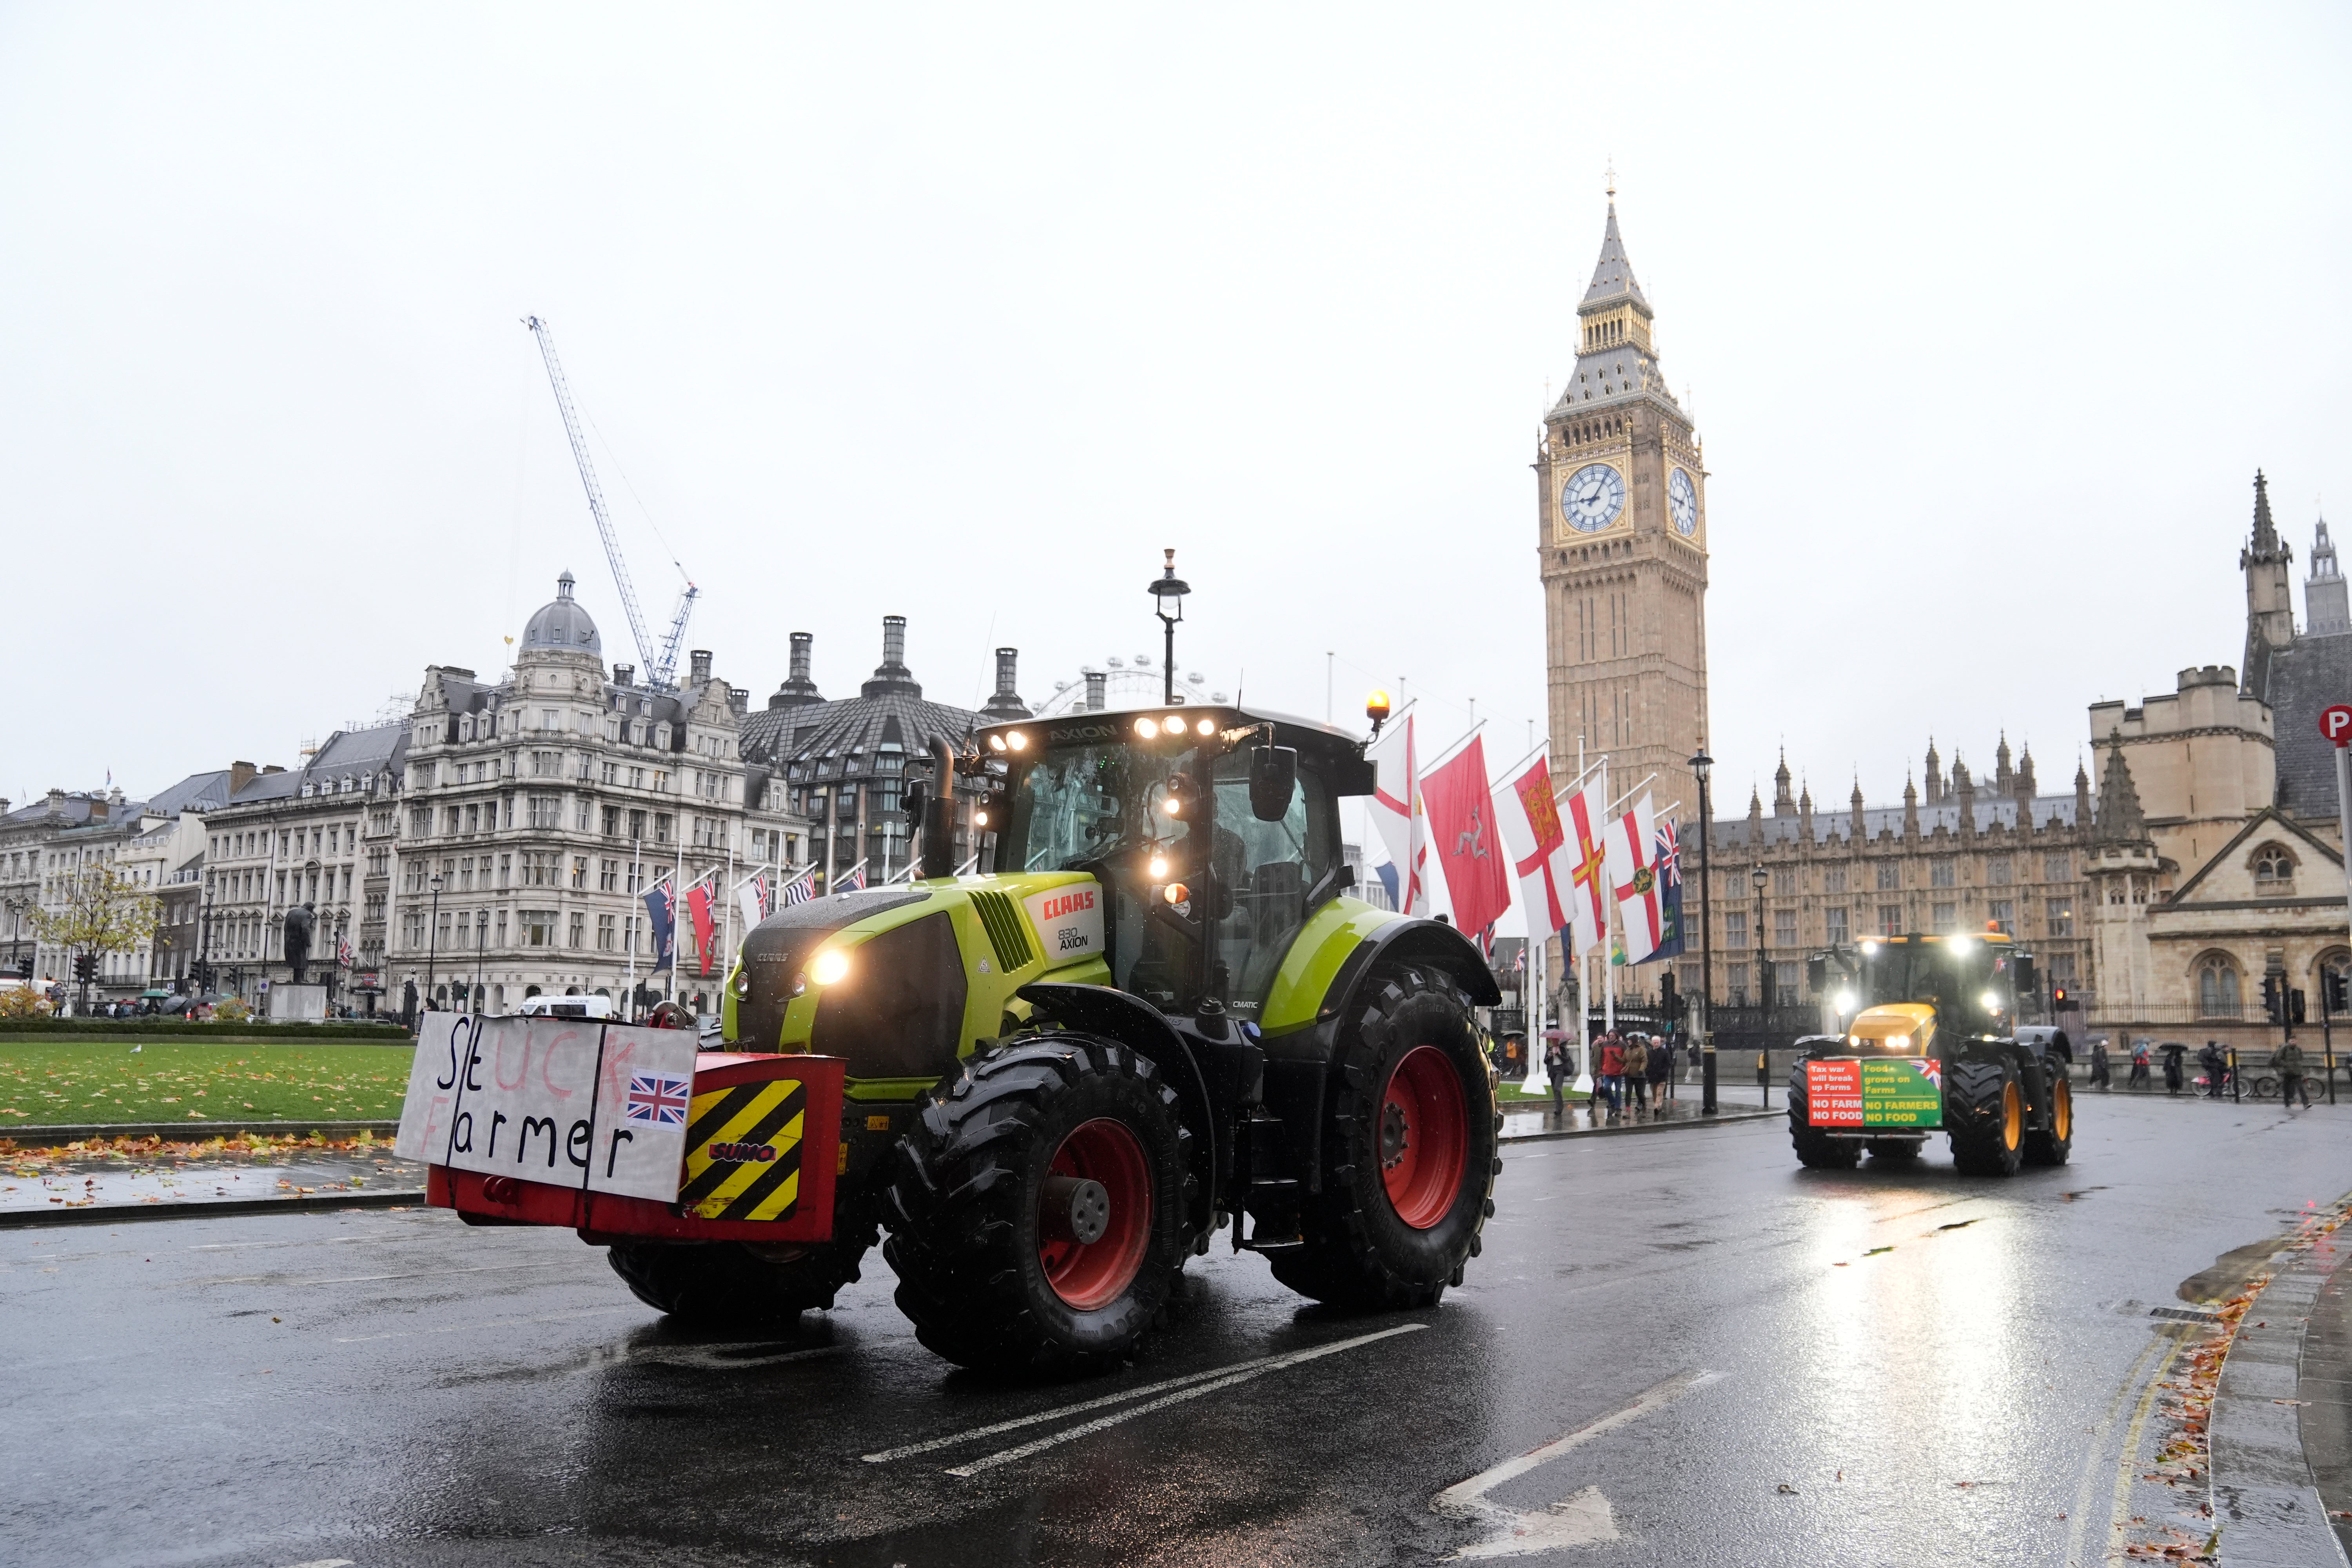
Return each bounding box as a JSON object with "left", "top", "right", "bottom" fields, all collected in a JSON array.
[{"left": 604, "top": 697, "right": 1501, "bottom": 1374}]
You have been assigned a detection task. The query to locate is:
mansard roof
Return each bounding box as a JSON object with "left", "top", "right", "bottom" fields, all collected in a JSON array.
[
  {"left": 1710, "top": 792, "right": 2087, "bottom": 851},
  {"left": 739, "top": 689, "right": 981, "bottom": 782}
]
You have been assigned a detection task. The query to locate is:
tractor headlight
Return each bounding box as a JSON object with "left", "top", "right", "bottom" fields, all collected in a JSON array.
[
  {"left": 1161, "top": 714, "right": 1186, "bottom": 735},
  {"left": 987, "top": 734, "right": 1006, "bottom": 753},
  {"left": 1981, "top": 990, "right": 2002, "bottom": 1012},
  {"left": 809, "top": 949, "right": 850, "bottom": 986},
  {"left": 729, "top": 967, "right": 751, "bottom": 1000},
  {"left": 1195, "top": 718, "right": 1214, "bottom": 736},
  {"left": 1149, "top": 855, "right": 1169, "bottom": 880},
  {"left": 1834, "top": 991, "right": 1857, "bottom": 1014},
  {"left": 1006, "top": 731, "right": 1028, "bottom": 751},
  {"left": 1889, "top": 1033, "right": 1911, "bottom": 1051},
  {"left": 1133, "top": 717, "right": 1158, "bottom": 739}
]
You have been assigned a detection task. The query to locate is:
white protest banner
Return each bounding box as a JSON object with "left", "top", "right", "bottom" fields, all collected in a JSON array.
[{"left": 394, "top": 1014, "right": 697, "bottom": 1205}]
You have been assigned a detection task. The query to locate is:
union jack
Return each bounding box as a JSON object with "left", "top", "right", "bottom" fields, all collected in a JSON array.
[
  {"left": 780, "top": 867, "right": 818, "bottom": 907},
  {"left": 624, "top": 1074, "right": 691, "bottom": 1126},
  {"left": 834, "top": 860, "right": 868, "bottom": 894},
  {"left": 1653, "top": 820, "right": 1681, "bottom": 890}
]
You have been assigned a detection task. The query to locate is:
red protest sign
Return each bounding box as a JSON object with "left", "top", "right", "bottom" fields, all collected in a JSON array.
[{"left": 2322, "top": 704, "right": 2352, "bottom": 748}]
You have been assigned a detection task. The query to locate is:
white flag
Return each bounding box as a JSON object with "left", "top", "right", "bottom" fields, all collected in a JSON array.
[
  {"left": 1602, "top": 791, "right": 1664, "bottom": 964},
  {"left": 1365, "top": 712, "right": 1429, "bottom": 916}
]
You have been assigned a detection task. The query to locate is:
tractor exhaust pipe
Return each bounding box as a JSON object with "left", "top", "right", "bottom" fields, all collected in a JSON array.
[{"left": 923, "top": 737, "right": 959, "bottom": 878}]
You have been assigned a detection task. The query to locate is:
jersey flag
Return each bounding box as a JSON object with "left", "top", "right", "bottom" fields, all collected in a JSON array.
[{"left": 1558, "top": 783, "right": 1612, "bottom": 958}]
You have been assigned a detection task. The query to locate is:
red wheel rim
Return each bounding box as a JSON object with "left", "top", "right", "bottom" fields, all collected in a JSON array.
[
  {"left": 1380, "top": 1045, "right": 1468, "bottom": 1230},
  {"left": 1038, "top": 1117, "right": 1152, "bottom": 1311}
]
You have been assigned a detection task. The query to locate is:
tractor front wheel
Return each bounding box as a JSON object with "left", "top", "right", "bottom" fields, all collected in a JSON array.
[
  {"left": 1269, "top": 964, "right": 1497, "bottom": 1312},
  {"left": 1785, "top": 1067, "right": 1860, "bottom": 1169},
  {"left": 884, "top": 1035, "right": 1191, "bottom": 1374},
  {"left": 606, "top": 1232, "right": 872, "bottom": 1324},
  {"left": 1947, "top": 1057, "right": 2026, "bottom": 1177}
]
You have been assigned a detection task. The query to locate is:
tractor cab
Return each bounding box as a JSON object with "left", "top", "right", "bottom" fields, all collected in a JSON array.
[
  {"left": 1844, "top": 930, "right": 2033, "bottom": 1058},
  {"left": 977, "top": 704, "right": 1376, "bottom": 1022}
]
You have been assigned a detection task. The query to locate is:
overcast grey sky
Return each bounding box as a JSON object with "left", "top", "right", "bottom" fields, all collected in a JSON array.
[{"left": 5, "top": 4, "right": 2348, "bottom": 841}]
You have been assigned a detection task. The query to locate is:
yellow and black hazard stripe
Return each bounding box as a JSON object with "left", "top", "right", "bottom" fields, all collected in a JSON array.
[{"left": 679, "top": 1078, "right": 806, "bottom": 1221}]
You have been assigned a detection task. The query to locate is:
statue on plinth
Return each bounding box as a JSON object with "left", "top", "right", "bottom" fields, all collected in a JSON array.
[{"left": 283, "top": 900, "right": 316, "bottom": 984}]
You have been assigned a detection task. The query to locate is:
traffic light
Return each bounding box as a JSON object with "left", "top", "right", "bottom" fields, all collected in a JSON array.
[
  {"left": 2051, "top": 985, "right": 2069, "bottom": 1006},
  {"left": 72, "top": 953, "right": 97, "bottom": 984},
  {"left": 2264, "top": 974, "right": 2283, "bottom": 1022},
  {"left": 13, "top": 957, "right": 29, "bottom": 981},
  {"left": 2293, "top": 988, "right": 2308, "bottom": 1025},
  {"left": 2329, "top": 971, "right": 2350, "bottom": 1015},
  {"left": 1660, "top": 970, "right": 1681, "bottom": 1020}
]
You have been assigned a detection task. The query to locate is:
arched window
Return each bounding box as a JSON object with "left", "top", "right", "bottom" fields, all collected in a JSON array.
[
  {"left": 2253, "top": 846, "right": 2294, "bottom": 889},
  {"left": 2196, "top": 954, "right": 2242, "bottom": 1017}
]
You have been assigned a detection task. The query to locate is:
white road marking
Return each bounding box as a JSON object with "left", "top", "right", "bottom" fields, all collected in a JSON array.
[
  {"left": 277, "top": 1559, "right": 355, "bottom": 1567},
  {"left": 926, "top": 1323, "right": 1427, "bottom": 1478},
  {"left": 864, "top": 1355, "right": 1316, "bottom": 1463},
  {"left": 1433, "top": 1368, "right": 1724, "bottom": 1559},
  {"left": 336, "top": 1306, "right": 640, "bottom": 1342},
  {"left": 189, "top": 1234, "right": 382, "bottom": 1252}
]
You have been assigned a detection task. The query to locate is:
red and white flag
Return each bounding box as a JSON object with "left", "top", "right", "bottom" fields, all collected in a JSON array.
[
  {"left": 684, "top": 871, "right": 720, "bottom": 976},
  {"left": 1422, "top": 734, "right": 1513, "bottom": 940},
  {"left": 1604, "top": 791, "right": 1665, "bottom": 963},
  {"left": 1365, "top": 713, "right": 1429, "bottom": 916},
  {"left": 1493, "top": 750, "right": 1577, "bottom": 944},
  {"left": 1558, "top": 781, "right": 1612, "bottom": 957}
]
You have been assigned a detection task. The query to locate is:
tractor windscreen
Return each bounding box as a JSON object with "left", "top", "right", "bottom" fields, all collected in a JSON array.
[
  {"left": 1005, "top": 743, "right": 1195, "bottom": 875},
  {"left": 1859, "top": 939, "right": 2002, "bottom": 1012}
]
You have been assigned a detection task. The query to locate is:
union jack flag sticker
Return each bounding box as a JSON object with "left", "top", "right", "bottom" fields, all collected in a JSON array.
[
  {"left": 625, "top": 1074, "right": 692, "bottom": 1126},
  {"left": 1915, "top": 1059, "right": 1942, "bottom": 1091}
]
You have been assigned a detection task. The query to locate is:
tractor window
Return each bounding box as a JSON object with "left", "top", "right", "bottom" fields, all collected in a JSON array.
[
  {"left": 1005, "top": 742, "right": 1201, "bottom": 1005},
  {"left": 1209, "top": 752, "right": 1336, "bottom": 1012}
]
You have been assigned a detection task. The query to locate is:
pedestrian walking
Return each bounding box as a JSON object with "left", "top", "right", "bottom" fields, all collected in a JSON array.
[
  {"left": 1623, "top": 1034, "right": 1651, "bottom": 1113},
  {"left": 1545, "top": 1038, "right": 1571, "bottom": 1116},
  {"left": 2161, "top": 1041, "right": 2186, "bottom": 1096},
  {"left": 1653, "top": 1034, "right": 1677, "bottom": 1102},
  {"left": 2128, "top": 1039, "right": 2151, "bottom": 1090},
  {"left": 2276, "top": 1035, "right": 2314, "bottom": 1109},
  {"left": 2198, "top": 1040, "right": 2227, "bottom": 1099},
  {"left": 2089, "top": 1037, "right": 2111, "bottom": 1091},
  {"left": 1598, "top": 1031, "right": 1625, "bottom": 1118}
]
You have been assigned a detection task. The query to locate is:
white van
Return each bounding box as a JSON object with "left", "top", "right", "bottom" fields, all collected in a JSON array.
[{"left": 516, "top": 995, "right": 616, "bottom": 1020}]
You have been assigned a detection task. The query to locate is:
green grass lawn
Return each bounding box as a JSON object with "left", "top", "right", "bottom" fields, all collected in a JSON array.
[{"left": 0, "top": 1041, "right": 413, "bottom": 1127}]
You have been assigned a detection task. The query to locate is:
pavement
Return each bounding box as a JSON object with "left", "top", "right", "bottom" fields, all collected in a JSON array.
[{"left": 9, "top": 1093, "right": 2352, "bottom": 1566}]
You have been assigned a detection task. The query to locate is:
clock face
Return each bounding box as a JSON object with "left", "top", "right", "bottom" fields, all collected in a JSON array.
[
  {"left": 1561, "top": 463, "right": 1626, "bottom": 533},
  {"left": 1669, "top": 467, "right": 1699, "bottom": 536}
]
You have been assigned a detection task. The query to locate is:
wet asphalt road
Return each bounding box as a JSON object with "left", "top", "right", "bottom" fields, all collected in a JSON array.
[{"left": 5, "top": 1094, "right": 2351, "bottom": 1568}]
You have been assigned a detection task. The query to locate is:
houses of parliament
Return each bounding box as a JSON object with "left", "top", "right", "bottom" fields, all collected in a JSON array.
[{"left": 1537, "top": 189, "right": 2098, "bottom": 1016}]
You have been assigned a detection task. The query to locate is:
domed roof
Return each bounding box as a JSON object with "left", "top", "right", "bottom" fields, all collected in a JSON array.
[{"left": 522, "top": 571, "right": 601, "bottom": 657}]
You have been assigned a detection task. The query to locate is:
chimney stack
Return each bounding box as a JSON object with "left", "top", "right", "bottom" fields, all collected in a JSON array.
[
  {"left": 689, "top": 649, "right": 714, "bottom": 686},
  {"left": 771, "top": 632, "right": 824, "bottom": 708},
  {"left": 728, "top": 686, "right": 750, "bottom": 718},
  {"left": 613, "top": 663, "right": 635, "bottom": 688},
  {"left": 883, "top": 615, "right": 906, "bottom": 669},
  {"left": 229, "top": 762, "right": 256, "bottom": 799},
  {"left": 981, "top": 647, "right": 1032, "bottom": 720},
  {"left": 860, "top": 616, "right": 922, "bottom": 698}
]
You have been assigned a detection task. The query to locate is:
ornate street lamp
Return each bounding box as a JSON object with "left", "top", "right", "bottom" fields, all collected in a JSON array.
[
  {"left": 1147, "top": 550, "right": 1190, "bottom": 705},
  {"left": 1752, "top": 863, "right": 1771, "bottom": 1109},
  {"left": 1689, "top": 749, "right": 1715, "bottom": 1115}
]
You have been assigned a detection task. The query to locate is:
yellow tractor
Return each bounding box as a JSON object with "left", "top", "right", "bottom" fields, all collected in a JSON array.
[{"left": 1786, "top": 930, "right": 2072, "bottom": 1176}]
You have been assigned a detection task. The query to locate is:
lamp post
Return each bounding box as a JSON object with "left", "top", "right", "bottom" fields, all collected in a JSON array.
[
  {"left": 1752, "top": 864, "right": 1771, "bottom": 1110},
  {"left": 424, "top": 871, "right": 445, "bottom": 1025},
  {"left": 1147, "top": 549, "right": 1191, "bottom": 705},
  {"left": 1689, "top": 750, "right": 1716, "bottom": 1114}
]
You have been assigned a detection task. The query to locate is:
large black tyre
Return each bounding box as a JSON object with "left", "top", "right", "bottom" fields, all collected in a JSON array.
[
  {"left": 1268, "top": 965, "right": 1499, "bottom": 1311},
  {"left": 883, "top": 1034, "right": 1192, "bottom": 1375},
  {"left": 606, "top": 1229, "right": 873, "bottom": 1324},
  {"left": 1947, "top": 1056, "right": 2025, "bottom": 1176},
  {"left": 2022, "top": 1065, "right": 2074, "bottom": 1167},
  {"left": 1785, "top": 1065, "right": 1861, "bottom": 1169}
]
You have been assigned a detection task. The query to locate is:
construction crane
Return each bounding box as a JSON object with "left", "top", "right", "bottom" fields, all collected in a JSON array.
[{"left": 523, "top": 316, "right": 699, "bottom": 692}]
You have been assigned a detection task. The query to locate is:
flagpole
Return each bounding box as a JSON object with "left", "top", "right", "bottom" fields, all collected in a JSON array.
[
  {"left": 723, "top": 841, "right": 735, "bottom": 993},
  {"left": 1602, "top": 759, "right": 1617, "bottom": 1044},
  {"left": 626, "top": 835, "right": 641, "bottom": 1022},
  {"left": 672, "top": 831, "right": 684, "bottom": 1007}
]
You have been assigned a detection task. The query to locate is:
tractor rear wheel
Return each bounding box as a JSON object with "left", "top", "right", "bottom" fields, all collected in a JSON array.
[
  {"left": 1947, "top": 1057, "right": 2026, "bottom": 1176},
  {"left": 883, "top": 1034, "right": 1191, "bottom": 1374},
  {"left": 1785, "top": 1067, "right": 1861, "bottom": 1169},
  {"left": 2022, "top": 1069, "right": 2074, "bottom": 1166},
  {"left": 1269, "top": 964, "right": 1498, "bottom": 1312},
  {"left": 606, "top": 1231, "right": 872, "bottom": 1324}
]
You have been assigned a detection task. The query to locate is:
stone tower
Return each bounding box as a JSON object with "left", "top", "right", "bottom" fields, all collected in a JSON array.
[
  {"left": 2241, "top": 470, "right": 2295, "bottom": 700},
  {"left": 1535, "top": 184, "right": 1710, "bottom": 820},
  {"left": 2308, "top": 517, "right": 2348, "bottom": 638}
]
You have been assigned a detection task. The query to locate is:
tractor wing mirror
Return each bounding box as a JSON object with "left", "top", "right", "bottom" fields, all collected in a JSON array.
[
  {"left": 902, "top": 778, "right": 927, "bottom": 829},
  {"left": 2014, "top": 954, "right": 2037, "bottom": 997},
  {"left": 1249, "top": 745, "right": 1298, "bottom": 822}
]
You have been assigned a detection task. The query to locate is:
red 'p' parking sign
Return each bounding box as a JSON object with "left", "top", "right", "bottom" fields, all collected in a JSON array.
[{"left": 2323, "top": 704, "right": 2352, "bottom": 748}]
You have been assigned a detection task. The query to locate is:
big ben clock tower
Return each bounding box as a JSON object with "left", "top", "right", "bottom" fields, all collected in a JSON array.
[{"left": 1536, "top": 185, "right": 1710, "bottom": 822}]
